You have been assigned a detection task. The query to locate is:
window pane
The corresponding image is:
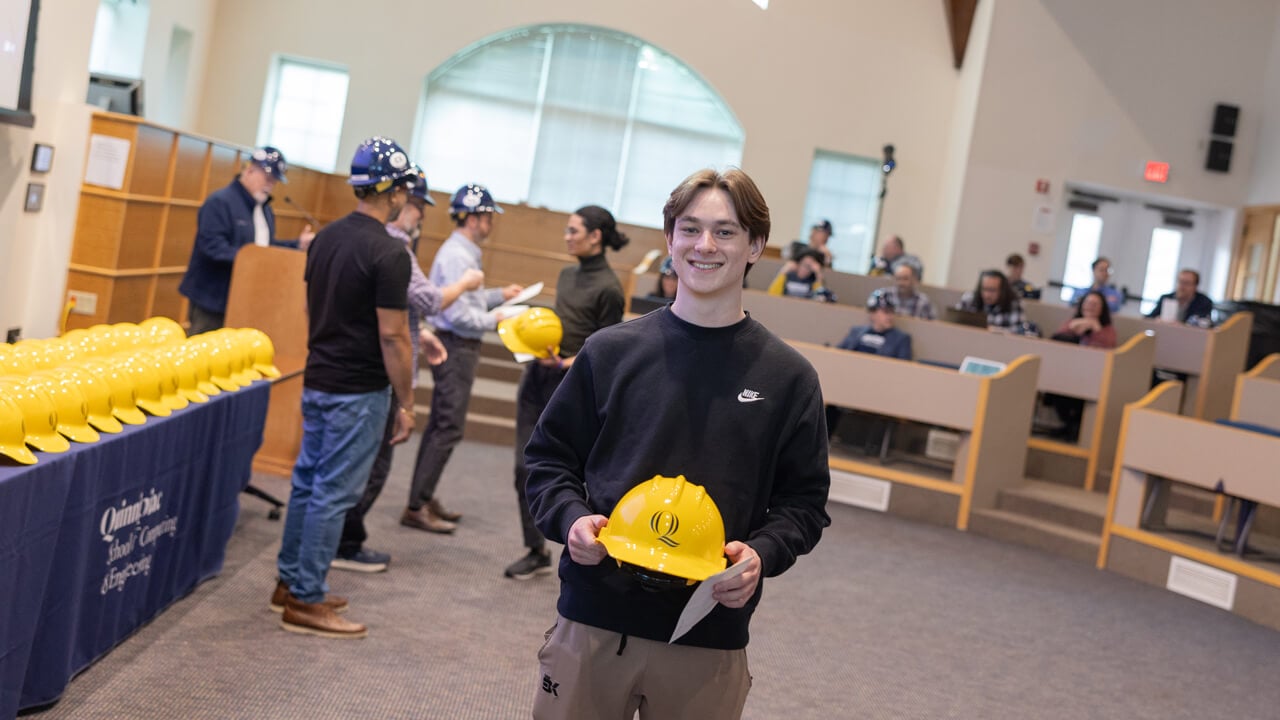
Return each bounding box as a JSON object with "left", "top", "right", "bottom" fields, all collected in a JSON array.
[
  {"left": 259, "top": 57, "right": 349, "bottom": 172},
  {"left": 413, "top": 24, "right": 743, "bottom": 226},
  {"left": 1060, "top": 214, "right": 1103, "bottom": 302},
  {"left": 801, "top": 151, "right": 879, "bottom": 274},
  {"left": 1140, "top": 228, "right": 1182, "bottom": 314}
]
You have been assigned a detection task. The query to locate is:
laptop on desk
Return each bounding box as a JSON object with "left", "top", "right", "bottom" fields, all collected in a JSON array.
[{"left": 943, "top": 307, "right": 990, "bottom": 329}]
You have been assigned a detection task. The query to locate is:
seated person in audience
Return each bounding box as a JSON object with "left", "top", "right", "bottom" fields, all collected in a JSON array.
[
  {"left": 957, "top": 270, "right": 1028, "bottom": 332},
  {"left": 769, "top": 248, "right": 833, "bottom": 301},
  {"left": 869, "top": 263, "right": 935, "bottom": 320},
  {"left": 1005, "top": 253, "right": 1041, "bottom": 300},
  {"left": 1146, "top": 269, "right": 1214, "bottom": 326},
  {"left": 785, "top": 219, "right": 836, "bottom": 268},
  {"left": 868, "top": 234, "right": 923, "bottom": 280},
  {"left": 651, "top": 256, "right": 678, "bottom": 300},
  {"left": 835, "top": 294, "right": 912, "bottom": 360},
  {"left": 1053, "top": 290, "right": 1116, "bottom": 349},
  {"left": 1069, "top": 257, "right": 1124, "bottom": 311}
]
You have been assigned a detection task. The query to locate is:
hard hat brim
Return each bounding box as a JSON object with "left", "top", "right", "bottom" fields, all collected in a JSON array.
[
  {"left": 254, "top": 363, "right": 282, "bottom": 379},
  {"left": 58, "top": 423, "right": 101, "bottom": 444},
  {"left": 197, "top": 380, "right": 222, "bottom": 396},
  {"left": 212, "top": 376, "right": 241, "bottom": 392},
  {"left": 597, "top": 534, "right": 727, "bottom": 583},
  {"left": 27, "top": 431, "right": 71, "bottom": 453},
  {"left": 87, "top": 412, "right": 124, "bottom": 433},
  {"left": 162, "top": 393, "right": 190, "bottom": 411},
  {"left": 179, "top": 387, "right": 210, "bottom": 404},
  {"left": 136, "top": 399, "right": 172, "bottom": 417},
  {"left": 0, "top": 442, "right": 37, "bottom": 464},
  {"left": 114, "top": 406, "right": 148, "bottom": 425},
  {"left": 497, "top": 317, "right": 555, "bottom": 359}
]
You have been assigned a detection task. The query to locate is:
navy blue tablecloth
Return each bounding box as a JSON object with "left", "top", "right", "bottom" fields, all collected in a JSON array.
[{"left": 0, "top": 381, "right": 270, "bottom": 718}]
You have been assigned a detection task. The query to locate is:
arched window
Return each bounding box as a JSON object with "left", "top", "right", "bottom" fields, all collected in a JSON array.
[{"left": 412, "top": 24, "right": 744, "bottom": 228}]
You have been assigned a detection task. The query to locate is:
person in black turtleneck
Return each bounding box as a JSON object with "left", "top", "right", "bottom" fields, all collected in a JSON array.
[
  {"left": 504, "top": 206, "right": 629, "bottom": 581},
  {"left": 525, "top": 169, "right": 830, "bottom": 719}
]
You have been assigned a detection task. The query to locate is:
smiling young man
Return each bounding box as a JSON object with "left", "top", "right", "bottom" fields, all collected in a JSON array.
[{"left": 524, "top": 168, "right": 831, "bottom": 719}]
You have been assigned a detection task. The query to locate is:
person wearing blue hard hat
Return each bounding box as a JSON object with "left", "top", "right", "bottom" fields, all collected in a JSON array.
[
  {"left": 401, "top": 183, "right": 523, "bottom": 534},
  {"left": 272, "top": 136, "right": 420, "bottom": 639},
  {"left": 179, "top": 145, "right": 315, "bottom": 334},
  {"left": 332, "top": 165, "right": 484, "bottom": 574}
]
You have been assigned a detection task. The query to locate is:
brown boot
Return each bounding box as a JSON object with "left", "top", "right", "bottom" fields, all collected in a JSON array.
[
  {"left": 428, "top": 497, "right": 462, "bottom": 522},
  {"left": 269, "top": 580, "right": 349, "bottom": 614},
  {"left": 280, "top": 596, "right": 367, "bottom": 639},
  {"left": 400, "top": 505, "right": 457, "bottom": 534}
]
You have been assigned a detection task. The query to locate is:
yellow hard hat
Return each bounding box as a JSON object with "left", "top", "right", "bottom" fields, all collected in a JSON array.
[
  {"left": 112, "top": 322, "right": 145, "bottom": 349},
  {"left": 597, "top": 475, "right": 728, "bottom": 585},
  {"left": 181, "top": 341, "right": 222, "bottom": 397},
  {"left": 0, "top": 376, "right": 71, "bottom": 453},
  {"left": 497, "top": 307, "right": 563, "bottom": 359},
  {"left": 55, "top": 365, "right": 124, "bottom": 433},
  {"left": 158, "top": 346, "right": 209, "bottom": 403},
  {"left": 30, "top": 371, "right": 101, "bottom": 443},
  {"left": 70, "top": 358, "right": 147, "bottom": 426},
  {"left": 200, "top": 338, "right": 243, "bottom": 391},
  {"left": 140, "top": 349, "right": 189, "bottom": 411},
  {"left": 0, "top": 395, "right": 38, "bottom": 464},
  {"left": 115, "top": 354, "right": 171, "bottom": 417},
  {"left": 43, "top": 337, "right": 83, "bottom": 367},
  {"left": 11, "top": 339, "right": 56, "bottom": 370},
  {"left": 140, "top": 316, "right": 186, "bottom": 346},
  {"left": 242, "top": 329, "right": 282, "bottom": 378},
  {"left": 0, "top": 345, "right": 27, "bottom": 376},
  {"left": 221, "top": 331, "right": 261, "bottom": 385}
]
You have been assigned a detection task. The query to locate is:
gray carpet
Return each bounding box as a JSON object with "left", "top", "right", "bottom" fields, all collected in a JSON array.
[{"left": 33, "top": 437, "right": 1280, "bottom": 719}]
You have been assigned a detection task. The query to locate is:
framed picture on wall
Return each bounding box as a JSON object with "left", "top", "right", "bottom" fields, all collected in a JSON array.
[
  {"left": 24, "top": 183, "right": 45, "bottom": 212},
  {"left": 31, "top": 143, "right": 54, "bottom": 173}
]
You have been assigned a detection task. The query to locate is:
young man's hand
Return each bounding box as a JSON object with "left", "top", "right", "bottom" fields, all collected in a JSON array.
[
  {"left": 567, "top": 514, "right": 609, "bottom": 565},
  {"left": 712, "top": 542, "right": 760, "bottom": 608}
]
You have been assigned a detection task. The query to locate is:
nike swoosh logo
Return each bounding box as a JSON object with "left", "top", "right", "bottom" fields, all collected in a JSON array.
[{"left": 737, "top": 392, "right": 765, "bottom": 403}]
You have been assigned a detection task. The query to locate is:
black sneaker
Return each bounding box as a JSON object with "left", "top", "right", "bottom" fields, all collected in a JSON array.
[
  {"left": 331, "top": 548, "right": 391, "bottom": 573},
  {"left": 503, "top": 549, "right": 552, "bottom": 580}
]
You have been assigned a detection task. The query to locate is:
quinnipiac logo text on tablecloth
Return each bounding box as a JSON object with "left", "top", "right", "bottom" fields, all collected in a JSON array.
[{"left": 99, "top": 488, "right": 180, "bottom": 595}]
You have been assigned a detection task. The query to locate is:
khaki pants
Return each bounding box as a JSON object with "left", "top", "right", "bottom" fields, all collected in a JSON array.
[{"left": 532, "top": 617, "right": 751, "bottom": 720}]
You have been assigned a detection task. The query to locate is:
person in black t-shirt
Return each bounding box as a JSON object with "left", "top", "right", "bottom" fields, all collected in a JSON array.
[{"left": 272, "top": 137, "right": 417, "bottom": 640}]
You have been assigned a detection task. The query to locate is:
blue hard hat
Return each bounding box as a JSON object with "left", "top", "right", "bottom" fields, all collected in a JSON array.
[
  {"left": 449, "top": 184, "right": 503, "bottom": 219},
  {"left": 348, "top": 137, "right": 414, "bottom": 190},
  {"left": 403, "top": 165, "right": 436, "bottom": 206},
  {"left": 249, "top": 146, "right": 288, "bottom": 183}
]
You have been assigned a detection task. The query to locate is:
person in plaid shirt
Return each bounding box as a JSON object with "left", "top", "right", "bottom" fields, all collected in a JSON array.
[
  {"left": 869, "top": 263, "right": 935, "bottom": 319},
  {"left": 957, "top": 270, "right": 1027, "bottom": 331}
]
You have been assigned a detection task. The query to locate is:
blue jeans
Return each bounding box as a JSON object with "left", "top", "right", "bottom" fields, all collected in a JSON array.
[{"left": 277, "top": 387, "right": 390, "bottom": 603}]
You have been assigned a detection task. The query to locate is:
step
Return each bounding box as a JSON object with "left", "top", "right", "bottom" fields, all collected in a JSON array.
[
  {"left": 967, "top": 508, "right": 1101, "bottom": 566},
  {"left": 996, "top": 479, "right": 1108, "bottom": 535},
  {"left": 478, "top": 356, "right": 524, "bottom": 384},
  {"left": 414, "top": 374, "right": 518, "bottom": 418},
  {"left": 409, "top": 404, "right": 515, "bottom": 447}
]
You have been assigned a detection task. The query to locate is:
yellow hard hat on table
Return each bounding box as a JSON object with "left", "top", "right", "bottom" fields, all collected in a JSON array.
[
  {"left": 0, "top": 395, "right": 38, "bottom": 464},
  {"left": 29, "top": 371, "right": 101, "bottom": 443},
  {"left": 0, "top": 376, "right": 71, "bottom": 453}
]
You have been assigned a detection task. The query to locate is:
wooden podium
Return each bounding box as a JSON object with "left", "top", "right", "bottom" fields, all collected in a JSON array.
[{"left": 224, "top": 245, "right": 308, "bottom": 476}]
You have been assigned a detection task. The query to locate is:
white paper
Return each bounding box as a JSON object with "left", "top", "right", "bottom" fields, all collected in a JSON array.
[
  {"left": 1160, "top": 300, "right": 1179, "bottom": 323},
  {"left": 512, "top": 352, "right": 536, "bottom": 364},
  {"left": 1032, "top": 204, "right": 1055, "bottom": 234},
  {"left": 499, "top": 282, "right": 544, "bottom": 308},
  {"left": 84, "top": 134, "right": 131, "bottom": 190},
  {"left": 669, "top": 560, "right": 750, "bottom": 644}
]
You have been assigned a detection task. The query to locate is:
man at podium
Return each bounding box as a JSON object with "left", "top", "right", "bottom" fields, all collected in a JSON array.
[{"left": 179, "top": 146, "right": 316, "bottom": 335}]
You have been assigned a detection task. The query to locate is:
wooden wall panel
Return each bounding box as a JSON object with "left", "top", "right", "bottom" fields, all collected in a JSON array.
[
  {"left": 70, "top": 195, "right": 125, "bottom": 267},
  {"left": 171, "top": 136, "right": 208, "bottom": 201},
  {"left": 317, "top": 176, "right": 355, "bottom": 221},
  {"left": 151, "top": 274, "right": 186, "bottom": 321},
  {"left": 161, "top": 206, "right": 198, "bottom": 267},
  {"left": 207, "top": 145, "right": 242, "bottom": 194},
  {"left": 117, "top": 203, "right": 164, "bottom": 269},
  {"left": 129, "top": 125, "right": 174, "bottom": 197},
  {"left": 105, "top": 277, "right": 152, "bottom": 322}
]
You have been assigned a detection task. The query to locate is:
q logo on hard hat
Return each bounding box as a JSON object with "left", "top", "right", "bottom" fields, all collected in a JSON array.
[{"left": 650, "top": 511, "right": 680, "bottom": 548}]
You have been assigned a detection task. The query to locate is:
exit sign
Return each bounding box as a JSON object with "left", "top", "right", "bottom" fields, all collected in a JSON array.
[{"left": 1144, "top": 161, "right": 1170, "bottom": 183}]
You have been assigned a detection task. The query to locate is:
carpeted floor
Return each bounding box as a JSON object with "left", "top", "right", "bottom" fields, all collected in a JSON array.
[{"left": 30, "top": 437, "right": 1280, "bottom": 719}]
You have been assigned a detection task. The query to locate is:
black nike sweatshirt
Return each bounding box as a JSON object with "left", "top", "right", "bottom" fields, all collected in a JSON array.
[{"left": 525, "top": 306, "right": 831, "bottom": 650}]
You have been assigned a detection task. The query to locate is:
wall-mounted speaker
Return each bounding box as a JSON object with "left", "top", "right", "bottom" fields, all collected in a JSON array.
[
  {"left": 1212, "top": 103, "right": 1239, "bottom": 138},
  {"left": 1206, "top": 139, "right": 1233, "bottom": 173}
]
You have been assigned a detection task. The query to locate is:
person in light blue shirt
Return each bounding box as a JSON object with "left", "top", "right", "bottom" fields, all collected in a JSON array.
[
  {"left": 1069, "top": 257, "right": 1124, "bottom": 312},
  {"left": 402, "top": 184, "right": 522, "bottom": 534}
]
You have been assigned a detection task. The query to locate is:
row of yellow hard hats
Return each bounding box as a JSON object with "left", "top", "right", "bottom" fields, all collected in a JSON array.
[
  {"left": 0, "top": 325, "right": 280, "bottom": 465},
  {"left": 0, "top": 317, "right": 187, "bottom": 373}
]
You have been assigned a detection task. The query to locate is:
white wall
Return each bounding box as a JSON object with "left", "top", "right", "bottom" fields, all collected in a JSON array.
[
  {"left": 139, "top": 0, "right": 216, "bottom": 129},
  {"left": 948, "top": 0, "right": 1278, "bottom": 290},
  {"left": 0, "top": 0, "right": 99, "bottom": 340},
  {"left": 1248, "top": 9, "right": 1280, "bottom": 205},
  {"left": 196, "top": 0, "right": 963, "bottom": 273}
]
